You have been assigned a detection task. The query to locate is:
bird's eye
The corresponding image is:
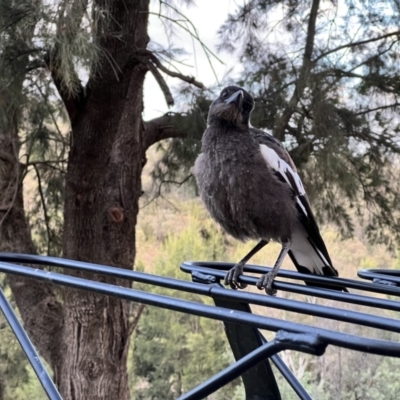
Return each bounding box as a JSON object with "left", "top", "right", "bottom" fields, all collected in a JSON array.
[{"left": 221, "top": 91, "right": 228, "bottom": 98}]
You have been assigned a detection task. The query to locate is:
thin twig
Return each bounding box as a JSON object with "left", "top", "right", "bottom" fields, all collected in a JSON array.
[
  {"left": 158, "top": 1, "right": 221, "bottom": 82},
  {"left": 147, "top": 11, "right": 223, "bottom": 64},
  {"left": 147, "top": 10, "right": 224, "bottom": 84},
  {"left": 25, "top": 160, "right": 67, "bottom": 174},
  {"left": 355, "top": 103, "right": 400, "bottom": 116},
  {"left": 140, "top": 174, "right": 192, "bottom": 209},
  {"left": 314, "top": 30, "right": 400, "bottom": 62},
  {"left": 128, "top": 304, "right": 146, "bottom": 336},
  {"left": 33, "top": 164, "right": 51, "bottom": 255},
  {"left": 148, "top": 52, "right": 205, "bottom": 89}
]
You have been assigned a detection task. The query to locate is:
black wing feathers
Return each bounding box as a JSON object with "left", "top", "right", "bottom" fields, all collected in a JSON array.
[{"left": 252, "top": 128, "right": 346, "bottom": 290}]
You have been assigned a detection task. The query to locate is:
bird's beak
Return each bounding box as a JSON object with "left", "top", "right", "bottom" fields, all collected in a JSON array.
[{"left": 225, "top": 90, "right": 244, "bottom": 110}]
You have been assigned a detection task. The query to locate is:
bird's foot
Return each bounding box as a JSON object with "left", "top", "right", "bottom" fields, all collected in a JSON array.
[
  {"left": 224, "top": 263, "right": 248, "bottom": 290},
  {"left": 256, "top": 271, "right": 278, "bottom": 296}
]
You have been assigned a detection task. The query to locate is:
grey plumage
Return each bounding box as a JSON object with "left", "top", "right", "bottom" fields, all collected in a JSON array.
[{"left": 194, "top": 86, "right": 346, "bottom": 295}]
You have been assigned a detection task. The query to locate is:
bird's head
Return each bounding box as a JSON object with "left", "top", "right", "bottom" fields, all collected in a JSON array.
[{"left": 207, "top": 86, "right": 254, "bottom": 128}]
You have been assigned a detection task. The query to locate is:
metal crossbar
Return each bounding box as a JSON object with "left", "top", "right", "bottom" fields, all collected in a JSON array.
[{"left": 0, "top": 253, "right": 400, "bottom": 399}]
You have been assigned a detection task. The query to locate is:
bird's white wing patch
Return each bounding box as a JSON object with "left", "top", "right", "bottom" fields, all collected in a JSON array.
[{"left": 259, "top": 144, "right": 307, "bottom": 215}]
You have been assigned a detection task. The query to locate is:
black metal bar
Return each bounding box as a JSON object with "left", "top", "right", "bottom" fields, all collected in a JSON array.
[
  {"left": 266, "top": 344, "right": 313, "bottom": 399},
  {"left": 211, "top": 290, "right": 282, "bottom": 400},
  {"left": 2, "top": 253, "right": 393, "bottom": 295},
  {"left": 198, "top": 275, "right": 311, "bottom": 400},
  {"left": 182, "top": 262, "right": 400, "bottom": 307},
  {"left": 179, "top": 331, "right": 326, "bottom": 400},
  {"left": 0, "top": 286, "right": 62, "bottom": 400},
  {"left": 179, "top": 338, "right": 286, "bottom": 400},
  {"left": 2, "top": 252, "right": 400, "bottom": 312},
  {"left": 1, "top": 254, "right": 400, "bottom": 399},
  {"left": 0, "top": 261, "right": 400, "bottom": 357},
  {"left": 212, "top": 291, "right": 312, "bottom": 400},
  {"left": 2, "top": 254, "right": 400, "bottom": 333},
  {"left": 358, "top": 268, "right": 400, "bottom": 284},
  {"left": 181, "top": 261, "right": 400, "bottom": 296},
  {"left": 271, "top": 356, "right": 311, "bottom": 400}
]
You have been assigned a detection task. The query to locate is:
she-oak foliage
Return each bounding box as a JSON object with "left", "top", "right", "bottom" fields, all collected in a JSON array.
[
  {"left": 1, "top": 0, "right": 400, "bottom": 398},
  {"left": 155, "top": 0, "right": 400, "bottom": 246}
]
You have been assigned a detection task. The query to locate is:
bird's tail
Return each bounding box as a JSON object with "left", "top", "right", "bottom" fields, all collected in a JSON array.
[{"left": 288, "top": 225, "right": 348, "bottom": 292}]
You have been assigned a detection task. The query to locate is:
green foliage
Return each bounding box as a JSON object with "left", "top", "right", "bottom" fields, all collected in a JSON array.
[
  {"left": 131, "top": 207, "right": 241, "bottom": 399},
  {"left": 0, "top": 0, "right": 72, "bottom": 256},
  {"left": 154, "top": 0, "right": 400, "bottom": 246}
]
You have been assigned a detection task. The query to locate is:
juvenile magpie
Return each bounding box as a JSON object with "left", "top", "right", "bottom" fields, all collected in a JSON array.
[{"left": 194, "top": 86, "right": 346, "bottom": 295}]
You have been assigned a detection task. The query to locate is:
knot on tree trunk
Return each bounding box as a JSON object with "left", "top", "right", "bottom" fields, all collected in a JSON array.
[{"left": 110, "top": 207, "right": 125, "bottom": 223}]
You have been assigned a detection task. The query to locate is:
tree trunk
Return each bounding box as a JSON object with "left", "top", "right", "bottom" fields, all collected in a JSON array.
[
  {"left": 2, "top": 1, "right": 188, "bottom": 397},
  {"left": 58, "top": 1, "right": 149, "bottom": 398}
]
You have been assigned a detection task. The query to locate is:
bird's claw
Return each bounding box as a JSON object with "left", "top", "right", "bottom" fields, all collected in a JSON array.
[
  {"left": 256, "top": 272, "right": 277, "bottom": 296},
  {"left": 224, "top": 264, "right": 248, "bottom": 290}
]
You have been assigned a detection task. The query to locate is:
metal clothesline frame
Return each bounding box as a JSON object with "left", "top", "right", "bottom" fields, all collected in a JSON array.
[{"left": 0, "top": 253, "right": 400, "bottom": 399}]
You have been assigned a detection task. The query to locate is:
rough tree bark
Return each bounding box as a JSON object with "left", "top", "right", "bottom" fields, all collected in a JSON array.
[
  {"left": 57, "top": 1, "right": 151, "bottom": 398},
  {"left": 1, "top": 0, "right": 194, "bottom": 398}
]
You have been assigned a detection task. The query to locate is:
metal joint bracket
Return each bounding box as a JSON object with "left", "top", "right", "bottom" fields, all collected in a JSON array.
[
  {"left": 191, "top": 270, "right": 218, "bottom": 284},
  {"left": 372, "top": 278, "right": 398, "bottom": 287},
  {"left": 275, "top": 330, "right": 327, "bottom": 356}
]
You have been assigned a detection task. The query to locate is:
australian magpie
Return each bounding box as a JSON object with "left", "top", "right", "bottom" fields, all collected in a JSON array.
[{"left": 194, "top": 86, "right": 347, "bottom": 295}]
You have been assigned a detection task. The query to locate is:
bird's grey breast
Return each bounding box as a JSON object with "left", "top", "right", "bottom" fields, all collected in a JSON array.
[
  {"left": 194, "top": 125, "right": 297, "bottom": 242},
  {"left": 195, "top": 127, "right": 269, "bottom": 240}
]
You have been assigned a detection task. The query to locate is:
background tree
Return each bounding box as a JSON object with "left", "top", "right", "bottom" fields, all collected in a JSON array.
[
  {"left": 156, "top": 0, "right": 400, "bottom": 246},
  {"left": 2, "top": 0, "right": 400, "bottom": 399},
  {"left": 0, "top": 1, "right": 205, "bottom": 398}
]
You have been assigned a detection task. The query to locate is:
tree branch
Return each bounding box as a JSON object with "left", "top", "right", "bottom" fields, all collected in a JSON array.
[
  {"left": 328, "top": 68, "right": 400, "bottom": 94},
  {"left": 46, "top": 0, "right": 89, "bottom": 123},
  {"left": 314, "top": 30, "right": 400, "bottom": 62},
  {"left": 146, "top": 51, "right": 206, "bottom": 89},
  {"left": 274, "top": 0, "right": 320, "bottom": 140},
  {"left": 355, "top": 103, "right": 400, "bottom": 116},
  {"left": 143, "top": 113, "right": 186, "bottom": 150},
  {"left": 24, "top": 160, "right": 67, "bottom": 174},
  {"left": 145, "top": 59, "right": 175, "bottom": 106},
  {"left": 137, "top": 49, "right": 206, "bottom": 109},
  {"left": 33, "top": 165, "right": 51, "bottom": 254},
  {"left": 128, "top": 304, "right": 145, "bottom": 336}
]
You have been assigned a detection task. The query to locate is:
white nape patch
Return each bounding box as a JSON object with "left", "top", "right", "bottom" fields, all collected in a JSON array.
[{"left": 259, "top": 144, "right": 306, "bottom": 194}]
